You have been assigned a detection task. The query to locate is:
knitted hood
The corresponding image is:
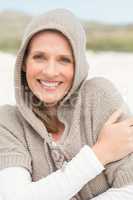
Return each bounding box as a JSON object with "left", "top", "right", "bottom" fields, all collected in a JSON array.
[{"left": 14, "top": 8, "right": 89, "bottom": 133}]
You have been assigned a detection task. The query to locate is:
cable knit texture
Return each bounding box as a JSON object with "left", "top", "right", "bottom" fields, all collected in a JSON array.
[{"left": 0, "top": 8, "right": 133, "bottom": 200}]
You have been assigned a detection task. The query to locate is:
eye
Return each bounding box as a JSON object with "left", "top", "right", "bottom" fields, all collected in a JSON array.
[
  {"left": 33, "top": 54, "right": 45, "bottom": 60},
  {"left": 60, "top": 57, "right": 72, "bottom": 64}
]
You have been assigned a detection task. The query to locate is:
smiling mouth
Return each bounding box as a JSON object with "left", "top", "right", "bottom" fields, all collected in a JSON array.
[{"left": 38, "top": 80, "right": 63, "bottom": 90}]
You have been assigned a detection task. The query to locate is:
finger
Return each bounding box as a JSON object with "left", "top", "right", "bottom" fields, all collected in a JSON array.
[{"left": 105, "top": 108, "right": 123, "bottom": 125}]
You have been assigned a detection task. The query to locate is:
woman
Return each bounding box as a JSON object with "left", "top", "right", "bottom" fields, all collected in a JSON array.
[{"left": 0, "top": 8, "right": 133, "bottom": 200}]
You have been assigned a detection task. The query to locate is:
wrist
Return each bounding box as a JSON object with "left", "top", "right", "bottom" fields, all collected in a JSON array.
[{"left": 92, "top": 143, "right": 110, "bottom": 165}]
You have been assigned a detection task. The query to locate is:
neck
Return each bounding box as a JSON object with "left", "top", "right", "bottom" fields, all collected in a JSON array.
[{"left": 44, "top": 104, "right": 58, "bottom": 118}]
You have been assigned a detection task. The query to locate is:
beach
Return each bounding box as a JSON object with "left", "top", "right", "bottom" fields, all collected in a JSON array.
[{"left": 0, "top": 51, "right": 133, "bottom": 112}]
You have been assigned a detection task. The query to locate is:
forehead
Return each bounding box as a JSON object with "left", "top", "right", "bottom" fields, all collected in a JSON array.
[{"left": 28, "top": 30, "right": 73, "bottom": 52}]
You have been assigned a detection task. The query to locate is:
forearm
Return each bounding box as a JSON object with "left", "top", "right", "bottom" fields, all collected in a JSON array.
[{"left": 0, "top": 145, "right": 104, "bottom": 200}]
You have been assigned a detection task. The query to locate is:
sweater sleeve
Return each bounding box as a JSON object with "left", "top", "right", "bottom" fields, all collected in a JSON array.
[
  {"left": 0, "top": 145, "right": 104, "bottom": 200},
  {"left": 0, "top": 105, "right": 32, "bottom": 173},
  {"left": 91, "top": 185, "right": 133, "bottom": 200},
  {"left": 89, "top": 77, "right": 133, "bottom": 188}
]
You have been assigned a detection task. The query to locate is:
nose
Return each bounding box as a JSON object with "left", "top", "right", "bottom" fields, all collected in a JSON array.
[{"left": 42, "top": 59, "right": 58, "bottom": 77}]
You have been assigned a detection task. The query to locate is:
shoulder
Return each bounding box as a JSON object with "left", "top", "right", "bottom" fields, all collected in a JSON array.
[
  {"left": 0, "top": 104, "right": 21, "bottom": 125},
  {"left": 82, "top": 76, "right": 130, "bottom": 118},
  {"left": 81, "top": 77, "right": 128, "bottom": 118},
  {"left": 0, "top": 105, "right": 25, "bottom": 141},
  {"left": 0, "top": 104, "right": 17, "bottom": 115},
  {"left": 83, "top": 77, "right": 119, "bottom": 95},
  {"left": 82, "top": 77, "right": 122, "bottom": 103}
]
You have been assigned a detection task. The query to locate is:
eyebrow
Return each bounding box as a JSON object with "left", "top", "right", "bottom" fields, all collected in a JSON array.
[{"left": 29, "top": 50, "right": 73, "bottom": 58}]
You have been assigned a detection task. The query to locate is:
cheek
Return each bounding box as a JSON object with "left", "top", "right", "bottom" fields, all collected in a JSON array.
[
  {"left": 26, "top": 63, "right": 40, "bottom": 79},
  {"left": 66, "top": 66, "right": 74, "bottom": 83}
]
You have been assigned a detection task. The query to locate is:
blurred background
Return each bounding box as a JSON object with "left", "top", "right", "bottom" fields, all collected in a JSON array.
[{"left": 0, "top": 0, "right": 133, "bottom": 112}]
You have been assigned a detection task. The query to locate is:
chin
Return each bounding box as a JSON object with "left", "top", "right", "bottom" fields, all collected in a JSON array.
[
  {"left": 42, "top": 93, "right": 65, "bottom": 104},
  {"left": 42, "top": 98, "right": 58, "bottom": 107}
]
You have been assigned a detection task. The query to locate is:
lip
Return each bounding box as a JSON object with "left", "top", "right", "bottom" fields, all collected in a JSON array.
[
  {"left": 38, "top": 80, "right": 62, "bottom": 92},
  {"left": 39, "top": 79, "right": 62, "bottom": 83}
]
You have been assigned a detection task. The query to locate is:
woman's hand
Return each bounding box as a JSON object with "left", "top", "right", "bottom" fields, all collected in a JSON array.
[{"left": 92, "top": 109, "right": 133, "bottom": 165}]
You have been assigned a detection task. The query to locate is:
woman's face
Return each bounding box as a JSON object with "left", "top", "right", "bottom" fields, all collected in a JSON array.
[{"left": 25, "top": 31, "right": 74, "bottom": 106}]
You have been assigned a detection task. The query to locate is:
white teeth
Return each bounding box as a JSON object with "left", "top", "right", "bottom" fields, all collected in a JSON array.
[{"left": 40, "top": 80, "right": 60, "bottom": 88}]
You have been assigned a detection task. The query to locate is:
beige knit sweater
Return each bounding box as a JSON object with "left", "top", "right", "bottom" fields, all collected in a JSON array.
[{"left": 0, "top": 8, "right": 133, "bottom": 200}]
